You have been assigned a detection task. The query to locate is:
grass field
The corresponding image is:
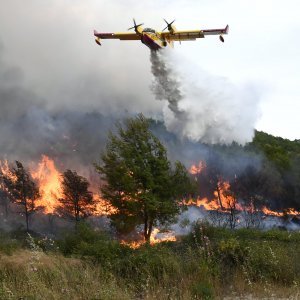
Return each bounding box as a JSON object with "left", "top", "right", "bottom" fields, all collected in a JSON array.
[{"left": 0, "top": 223, "right": 299, "bottom": 299}]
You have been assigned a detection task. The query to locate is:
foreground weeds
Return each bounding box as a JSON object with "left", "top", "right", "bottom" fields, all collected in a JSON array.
[
  {"left": 0, "top": 224, "right": 299, "bottom": 299},
  {"left": 0, "top": 250, "right": 133, "bottom": 299}
]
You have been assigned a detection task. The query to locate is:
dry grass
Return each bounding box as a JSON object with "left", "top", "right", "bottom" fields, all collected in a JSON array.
[
  {"left": 0, "top": 250, "right": 299, "bottom": 299},
  {"left": 0, "top": 250, "right": 133, "bottom": 300},
  {"left": 1, "top": 224, "right": 300, "bottom": 299}
]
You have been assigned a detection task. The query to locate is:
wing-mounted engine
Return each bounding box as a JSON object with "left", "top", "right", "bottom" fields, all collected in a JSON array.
[
  {"left": 128, "top": 19, "right": 144, "bottom": 35},
  {"left": 162, "top": 19, "right": 177, "bottom": 34}
]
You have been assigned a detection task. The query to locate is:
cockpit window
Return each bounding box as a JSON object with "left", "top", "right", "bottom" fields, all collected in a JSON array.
[{"left": 143, "top": 28, "right": 156, "bottom": 33}]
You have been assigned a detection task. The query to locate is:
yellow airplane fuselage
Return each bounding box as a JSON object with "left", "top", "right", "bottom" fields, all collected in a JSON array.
[{"left": 141, "top": 32, "right": 167, "bottom": 50}]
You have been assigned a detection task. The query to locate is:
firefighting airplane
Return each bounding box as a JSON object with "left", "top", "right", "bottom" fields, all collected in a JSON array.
[{"left": 94, "top": 19, "right": 229, "bottom": 51}]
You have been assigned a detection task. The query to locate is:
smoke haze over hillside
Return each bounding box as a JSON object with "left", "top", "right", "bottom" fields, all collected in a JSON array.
[{"left": 0, "top": 0, "right": 262, "bottom": 167}]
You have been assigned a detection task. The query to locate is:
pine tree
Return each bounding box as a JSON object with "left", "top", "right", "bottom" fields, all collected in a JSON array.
[
  {"left": 1, "top": 161, "right": 40, "bottom": 232},
  {"left": 58, "top": 170, "right": 94, "bottom": 227},
  {"left": 95, "top": 114, "right": 193, "bottom": 242}
]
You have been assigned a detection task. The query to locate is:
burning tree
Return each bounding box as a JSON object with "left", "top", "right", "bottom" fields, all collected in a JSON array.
[
  {"left": 194, "top": 152, "right": 225, "bottom": 209},
  {"left": 96, "top": 114, "right": 193, "bottom": 242},
  {"left": 0, "top": 176, "right": 11, "bottom": 217},
  {"left": 1, "top": 161, "right": 40, "bottom": 232},
  {"left": 58, "top": 169, "right": 94, "bottom": 226},
  {"left": 222, "top": 187, "right": 239, "bottom": 229}
]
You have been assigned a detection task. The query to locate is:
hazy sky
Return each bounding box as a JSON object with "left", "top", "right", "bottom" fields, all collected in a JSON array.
[{"left": 0, "top": 0, "right": 299, "bottom": 140}]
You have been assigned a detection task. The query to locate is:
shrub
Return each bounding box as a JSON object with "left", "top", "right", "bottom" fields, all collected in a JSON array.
[
  {"left": 218, "top": 238, "right": 249, "bottom": 267},
  {"left": 246, "top": 241, "right": 297, "bottom": 284},
  {"left": 0, "top": 232, "right": 21, "bottom": 255},
  {"left": 191, "top": 281, "right": 214, "bottom": 299}
]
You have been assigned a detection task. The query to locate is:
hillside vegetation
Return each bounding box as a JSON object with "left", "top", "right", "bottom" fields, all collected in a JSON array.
[
  {"left": 0, "top": 224, "right": 299, "bottom": 299},
  {"left": 1, "top": 118, "right": 300, "bottom": 299}
]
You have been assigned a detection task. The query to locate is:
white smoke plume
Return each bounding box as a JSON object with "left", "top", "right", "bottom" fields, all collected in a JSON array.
[{"left": 150, "top": 50, "right": 261, "bottom": 145}]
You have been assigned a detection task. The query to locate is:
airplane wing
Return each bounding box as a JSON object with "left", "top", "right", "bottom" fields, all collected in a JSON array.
[
  {"left": 160, "top": 25, "right": 229, "bottom": 41},
  {"left": 94, "top": 30, "right": 140, "bottom": 41}
]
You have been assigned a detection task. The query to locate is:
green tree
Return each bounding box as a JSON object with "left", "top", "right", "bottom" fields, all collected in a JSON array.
[
  {"left": 95, "top": 114, "right": 193, "bottom": 242},
  {"left": 58, "top": 170, "right": 94, "bottom": 227},
  {"left": 1, "top": 161, "right": 40, "bottom": 232}
]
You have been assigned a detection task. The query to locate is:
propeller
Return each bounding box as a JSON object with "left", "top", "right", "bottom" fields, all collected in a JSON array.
[
  {"left": 162, "top": 19, "right": 175, "bottom": 31},
  {"left": 128, "top": 18, "right": 144, "bottom": 32}
]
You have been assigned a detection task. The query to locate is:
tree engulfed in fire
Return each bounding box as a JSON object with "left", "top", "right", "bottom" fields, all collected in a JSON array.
[
  {"left": 1, "top": 155, "right": 116, "bottom": 216},
  {"left": 0, "top": 160, "right": 16, "bottom": 182},
  {"left": 1, "top": 157, "right": 299, "bottom": 249}
]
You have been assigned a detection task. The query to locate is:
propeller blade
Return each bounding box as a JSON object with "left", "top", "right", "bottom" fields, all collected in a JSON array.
[
  {"left": 162, "top": 19, "right": 175, "bottom": 31},
  {"left": 128, "top": 19, "right": 143, "bottom": 31}
]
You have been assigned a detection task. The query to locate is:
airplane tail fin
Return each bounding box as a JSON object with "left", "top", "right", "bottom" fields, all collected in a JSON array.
[
  {"left": 224, "top": 25, "right": 229, "bottom": 34},
  {"left": 94, "top": 30, "right": 102, "bottom": 46},
  {"left": 219, "top": 25, "right": 229, "bottom": 42}
]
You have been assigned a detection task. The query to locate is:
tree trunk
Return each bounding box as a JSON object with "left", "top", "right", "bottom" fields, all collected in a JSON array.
[
  {"left": 144, "top": 213, "right": 148, "bottom": 242},
  {"left": 144, "top": 219, "right": 153, "bottom": 243},
  {"left": 143, "top": 210, "right": 154, "bottom": 243},
  {"left": 216, "top": 184, "right": 224, "bottom": 210},
  {"left": 75, "top": 206, "right": 80, "bottom": 230},
  {"left": 24, "top": 198, "right": 29, "bottom": 232}
]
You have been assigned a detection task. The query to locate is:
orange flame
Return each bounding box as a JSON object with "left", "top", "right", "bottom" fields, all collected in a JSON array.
[
  {"left": 150, "top": 228, "right": 177, "bottom": 244},
  {"left": 189, "top": 161, "right": 205, "bottom": 175},
  {"left": 2, "top": 157, "right": 299, "bottom": 220},
  {"left": 0, "top": 160, "right": 17, "bottom": 182},
  {"left": 30, "top": 155, "right": 63, "bottom": 213},
  {"left": 261, "top": 207, "right": 300, "bottom": 217},
  {"left": 121, "top": 228, "right": 177, "bottom": 249},
  {"left": 187, "top": 161, "right": 300, "bottom": 217},
  {"left": 29, "top": 155, "right": 116, "bottom": 215},
  {"left": 93, "top": 194, "right": 118, "bottom": 216}
]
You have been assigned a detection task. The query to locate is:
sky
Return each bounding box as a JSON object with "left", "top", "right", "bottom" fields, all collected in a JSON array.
[{"left": 0, "top": 0, "right": 299, "bottom": 141}]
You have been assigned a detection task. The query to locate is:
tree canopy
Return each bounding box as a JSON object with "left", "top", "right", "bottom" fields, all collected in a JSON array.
[
  {"left": 58, "top": 169, "right": 94, "bottom": 226},
  {"left": 1, "top": 161, "right": 40, "bottom": 232},
  {"left": 95, "top": 114, "right": 194, "bottom": 242}
]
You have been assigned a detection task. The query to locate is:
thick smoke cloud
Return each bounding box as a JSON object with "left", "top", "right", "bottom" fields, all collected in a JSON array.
[
  {"left": 150, "top": 50, "right": 261, "bottom": 145},
  {"left": 0, "top": 44, "right": 115, "bottom": 167},
  {"left": 0, "top": 0, "right": 260, "bottom": 170}
]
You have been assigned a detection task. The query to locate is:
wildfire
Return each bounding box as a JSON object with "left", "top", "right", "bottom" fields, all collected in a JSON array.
[
  {"left": 29, "top": 155, "right": 117, "bottom": 215},
  {"left": 184, "top": 197, "right": 221, "bottom": 211},
  {"left": 93, "top": 194, "right": 118, "bottom": 216},
  {"left": 183, "top": 180, "right": 242, "bottom": 211},
  {"left": 189, "top": 161, "right": 205, "bottom": 175},
  {"left": 1, "top": 156, "right": 299, "bottom": 232},
  {"left": 0, "top": 155, "right": 117, "bottom": 215},
  {"left": 261, "top": 207, "right": 300, "bottom": 217},
  {"left": 0, "top": 160, "right": 16, "bottom": 182},
  {"left": 121, "top": 228, "right": 177, "bottom": 249},
  {"left": 31, "top": 155, "right": 63, "bottom": 213},
  {"left": 187, "top": 161, "right": 300, "bottom": 217},
  {"left": 150, "top": 228, "right": 177, "bottom": 244}
]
